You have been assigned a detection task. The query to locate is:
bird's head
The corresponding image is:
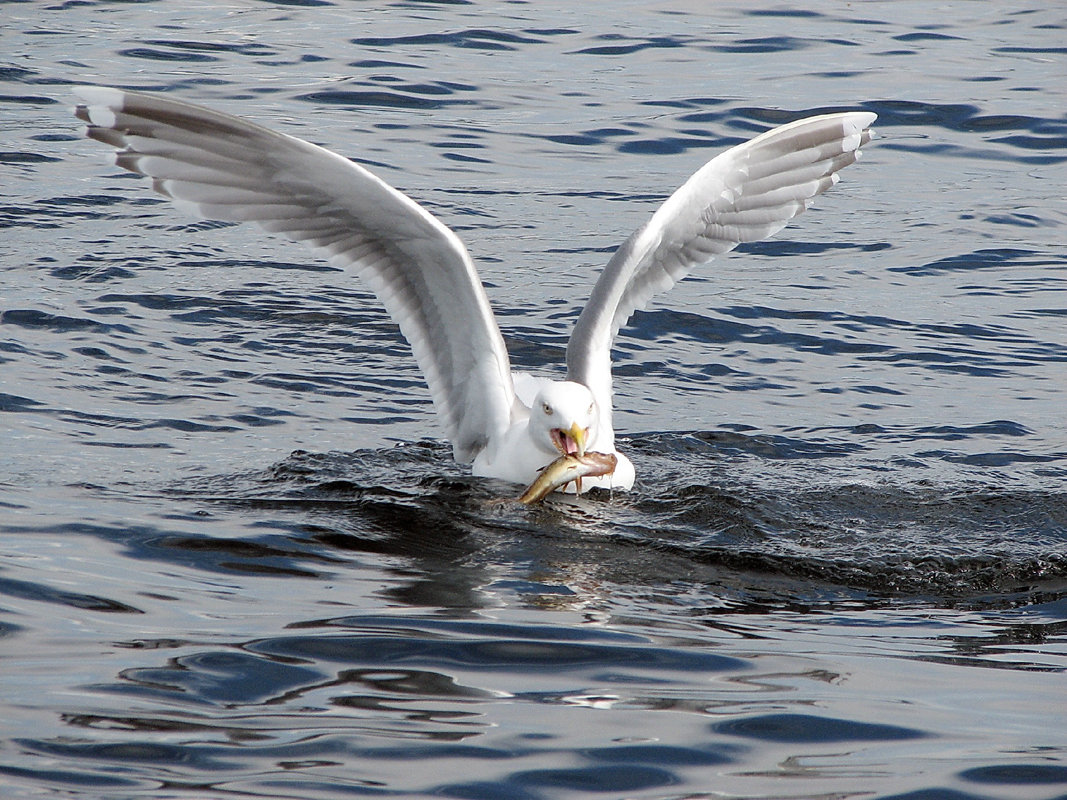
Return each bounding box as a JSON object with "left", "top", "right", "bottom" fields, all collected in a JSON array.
[{"left": 531, "top": 381, "right": 598, "bottom": 458}]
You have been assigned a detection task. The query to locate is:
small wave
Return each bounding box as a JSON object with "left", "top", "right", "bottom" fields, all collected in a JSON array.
[
  {"left": 351, "top": 29, "right": 547, "bottom": 51},
  {"left": 123, "top": 441, "right": 1067, "bottom": 605}
]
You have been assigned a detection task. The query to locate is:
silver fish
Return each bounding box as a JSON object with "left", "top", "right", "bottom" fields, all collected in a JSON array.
[{"left": 517, "top": 451, "right": 618, "bottom": 504}]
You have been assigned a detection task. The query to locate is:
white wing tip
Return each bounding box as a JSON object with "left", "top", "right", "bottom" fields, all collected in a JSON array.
[
  {"left": 842, "top": 112, "right": 877, "bottom": 151},
  {"left": 850, "top": 111, "right": 878, "bottom": 130},
  {"left": 73, "top": 85, "right": 124, "bottom": 128},
  {"left": 72, "top": 85, "right": 123, "bottom": 104}
]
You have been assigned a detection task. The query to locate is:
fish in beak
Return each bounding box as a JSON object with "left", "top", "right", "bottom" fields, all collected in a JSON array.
[
  {"left": 543, "top": 422, "right": 593, "bottom": 493},
  {"left": 518, "top": 452, "right": 618, "bottom": 504}
]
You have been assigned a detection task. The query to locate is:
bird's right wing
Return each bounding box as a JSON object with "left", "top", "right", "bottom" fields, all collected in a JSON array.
[
  {"left": 566, "top": 112, "right": 876, "bottom": 418},
  {"left": 74, "top": 86, "right": 516, "bottom": 462}
]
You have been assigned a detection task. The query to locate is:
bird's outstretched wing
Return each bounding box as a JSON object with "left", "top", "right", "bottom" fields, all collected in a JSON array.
[
  {"left": 74, "top": 86, "right": 515, "bottom": 462},
  {"left": 566, "top": 111, "right": 876, "bottom": 415}
]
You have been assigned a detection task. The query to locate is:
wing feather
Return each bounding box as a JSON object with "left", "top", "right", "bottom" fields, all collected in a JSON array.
[
  {"left": 74, "top": 86, "right": 515, "bottom": 462},
  {"left": 566, "top": 112, "right": 876, "bottom": 423}
]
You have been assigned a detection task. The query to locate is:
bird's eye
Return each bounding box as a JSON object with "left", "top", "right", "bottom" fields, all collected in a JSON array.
[
  {"left": 587, "top": 402, "right": 594, "bottom": 414},
  {"left": 542, "top": 403, "right": 553, "bottom": 415}
]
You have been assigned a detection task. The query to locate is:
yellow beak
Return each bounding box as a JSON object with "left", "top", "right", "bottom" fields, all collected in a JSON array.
[{"left": 568, "top": 421, "right": 587, "bottom": 457}]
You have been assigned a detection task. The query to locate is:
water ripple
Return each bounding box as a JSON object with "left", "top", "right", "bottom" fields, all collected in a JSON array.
[{"left": 3, "top": 4, "right": 1066, "bottom": 798}]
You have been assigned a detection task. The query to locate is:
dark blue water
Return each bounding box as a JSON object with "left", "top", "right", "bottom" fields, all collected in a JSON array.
[{"left": 3, "top": 2, "right": 1066, "bottom": 798}]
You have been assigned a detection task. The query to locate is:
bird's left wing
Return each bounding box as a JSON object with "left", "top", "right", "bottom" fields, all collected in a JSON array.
[
  {"left": 74, "top": 87, "right": 515, "bottom": 462},
  {"left": 566, "top": 112, "right": 876, "bottom": 417}
]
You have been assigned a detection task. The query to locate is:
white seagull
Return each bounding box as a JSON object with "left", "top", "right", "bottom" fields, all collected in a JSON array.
[{"left": 73, "top": 86, "right": 874, "bottom": 494}]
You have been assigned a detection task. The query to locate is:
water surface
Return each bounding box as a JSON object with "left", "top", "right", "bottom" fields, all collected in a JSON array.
[{"left": 2, "top": 1, "right": 1066, "bottom": 798}]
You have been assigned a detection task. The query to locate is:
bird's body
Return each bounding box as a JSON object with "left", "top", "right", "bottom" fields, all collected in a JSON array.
[
  {"left": 73, "top": 87, "right": 874, "bottom": 495},
  {"left": 470, "top": 378, "right": 635, "bottom": 492}
]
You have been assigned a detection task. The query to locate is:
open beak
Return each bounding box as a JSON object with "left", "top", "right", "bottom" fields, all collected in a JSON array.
[
  {"left": 554, "top": 422, "right": 587, "bottom": 493},
  {"left": 551, "top": 422, "right": 588, "bottom": 457},
  {"left": 549, "top": 423, "right": 589, "bottom": 493}
]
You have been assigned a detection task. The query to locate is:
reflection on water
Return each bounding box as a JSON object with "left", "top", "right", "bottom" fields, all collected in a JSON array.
[
  {"left": 6, "top": 600, "right": 1065, "bottom": 797},
  {"left": 2, "top": 0, "right": 1066, "bottom": 798}
]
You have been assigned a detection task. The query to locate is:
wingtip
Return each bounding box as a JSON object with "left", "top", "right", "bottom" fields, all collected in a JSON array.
[
  {"left": 72, "top": 85, "right": 124, "bottom": 106},
  {"left": 858, "top": 112, "right": 877, "bottom": 145},
  {"left": 71, "top": 86, "right": 124, "bottom": 129}
]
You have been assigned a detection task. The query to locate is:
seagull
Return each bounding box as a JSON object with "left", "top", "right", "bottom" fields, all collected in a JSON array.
[{"left": 73, "top": 86, "right": 875, "bottom": 494}]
